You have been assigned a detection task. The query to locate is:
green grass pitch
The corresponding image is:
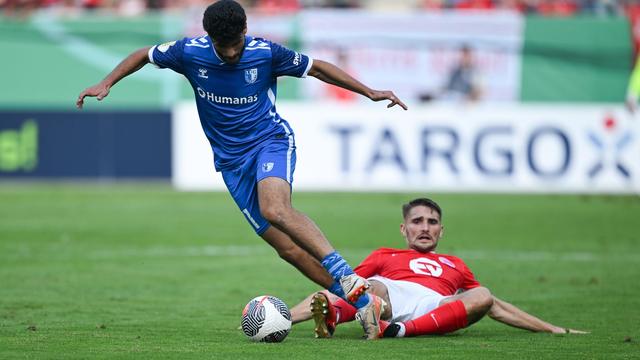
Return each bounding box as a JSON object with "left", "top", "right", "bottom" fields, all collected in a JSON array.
[{"left": 0, "top": 184, "right": 638, "bottom": 359}]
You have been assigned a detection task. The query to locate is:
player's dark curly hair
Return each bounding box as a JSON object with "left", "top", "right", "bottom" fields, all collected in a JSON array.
[
  {"left": 203, "top": 0, "right": 247, "bottom": 45},
  {"left": 402, "top": 198, "right": 442, "bottom": 221}
]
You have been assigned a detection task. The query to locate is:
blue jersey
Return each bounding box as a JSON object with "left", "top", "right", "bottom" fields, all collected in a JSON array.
[{"left": 148, "top": 35, "right": 313, "bottom": 171}]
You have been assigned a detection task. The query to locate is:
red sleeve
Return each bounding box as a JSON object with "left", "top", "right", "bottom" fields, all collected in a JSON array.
[
  {"left": 458, "top": 259, "right": 481, "bottom": 290},
  {"left": 354, "top": 250, "right": 382, "bottom": 279}
]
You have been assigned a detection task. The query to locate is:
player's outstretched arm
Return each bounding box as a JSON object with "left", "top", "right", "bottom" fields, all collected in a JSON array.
[
  {"left": 488, "top": 297, "right": 587, "bottom": 334},
  {"left": 307, "top": 59, "right": 408, "bottom": 110},
  {"left": 76, "top": 47, "right": 152, "bottom": 109},
  {"left": 289, "top": 292, "right": 316, "bottom": 324}
]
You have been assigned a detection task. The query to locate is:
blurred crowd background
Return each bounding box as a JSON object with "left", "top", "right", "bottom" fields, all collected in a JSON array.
[
  {"left": 2, "top": 0, "right": 639, "bottom": 18},
  {"left": 0, "top": 0, "right": 636, "bottom": 190}
]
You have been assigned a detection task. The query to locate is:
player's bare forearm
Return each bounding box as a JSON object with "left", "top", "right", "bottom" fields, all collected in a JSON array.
[
  {"left": 488, "top": 297, "right": 585, "bottom": 334},
  {"left": 289, "top": 292, "right": 315, "bottom": 324},
  {"left": 103, "top": 47, "right": 151, "bottom": 88},
  {"left": 308, "top": 59, "right": 407, "bottom": 110},
  {"left": 76, "top": 47, "right": 152, "bottom": 109},
  {"left": 308, "top": 60, "right": 371, "bottom": 97}
]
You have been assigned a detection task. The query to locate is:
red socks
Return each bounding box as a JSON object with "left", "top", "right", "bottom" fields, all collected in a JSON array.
[
  {"left": 323, "top": 294, "right": 468, "bottom": 336},
  {"left": 332, "top": 296, "right": 357, "bottom": 324},
  {"left": 403, "top": 300, "right": 468, "bottom": 336}
]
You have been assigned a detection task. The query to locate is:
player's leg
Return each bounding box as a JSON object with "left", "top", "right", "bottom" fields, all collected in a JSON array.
[
  {"left": 383, "top": 287, "right": 493, "bottom": 338},
  {"left": 368, "top": 279, "right": 393, "bottom": 319},
  {"left": 258, "top": 176, "right": 383, "bottom": 336},
  {"left": 258, "top": 178, "right": 373, "bottom": 296},
  {"left": 290, "top": 282, "right": 392, "bottom": 339},
  {"left": 261, "top": 226, "right": 333, "bottom": 288},
  {"left": 219, "top": 144, "right": 361, "bottom": 302},
  {"left": 438, "top": 286, "right": 493, "bottom": 325},
  {"left": 220, "top": 151, "right": 336, "bottom": 290},
  {"left": 256, "top": 139, "right": 383, "bottom": 338},
  {"left": 257, "top": 177, "right": 332, "bottom": 259},
  {"left": 254, "top": 141, "right": 370, "bottom": 302},
  {"left": 290, "top": 290, "right": 360, "bottom": 338}
]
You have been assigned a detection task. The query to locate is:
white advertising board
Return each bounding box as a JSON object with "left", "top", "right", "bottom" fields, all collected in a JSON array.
[{"left": 173, "top": 102, "right": 639, "bottom": 193}]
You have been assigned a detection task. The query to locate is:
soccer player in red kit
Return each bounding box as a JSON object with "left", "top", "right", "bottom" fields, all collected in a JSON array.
[{"left": 290, "top": 198, "right": 586, "bottom": 339}]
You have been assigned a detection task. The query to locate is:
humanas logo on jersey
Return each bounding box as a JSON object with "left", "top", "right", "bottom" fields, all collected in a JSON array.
[{"left": 197, "top": 87, "right": 258, "bottom": 105}]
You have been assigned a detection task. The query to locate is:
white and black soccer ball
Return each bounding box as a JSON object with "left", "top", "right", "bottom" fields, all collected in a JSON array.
[{"left": 241, "top": 295, "right": 292, "bottom": 343}]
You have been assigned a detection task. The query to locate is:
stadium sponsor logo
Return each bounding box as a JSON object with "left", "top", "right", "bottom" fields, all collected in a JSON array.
[
  {"left": 196, "top": 87, "right": 258, "bottom": 105},
  {"left": 330, "top": 125, "right": 573, "bottom": 178},
  {"left": 198, "top": 68, "right": 208, "bottom": 79},
  {"left": 262, "top": 162, "right": 274, "bottom": 173},
  {"left": 409, "top": 258, "right": 443, "bottom": 277},
  {"left": 245, "top": 68, "right": 258, "bottom": 84},
  {"left": 586, "top": 114, "right": 633, "bottom": 179},
  {"left": 0, "top": 119, "right": 38, "bottom": 172}
]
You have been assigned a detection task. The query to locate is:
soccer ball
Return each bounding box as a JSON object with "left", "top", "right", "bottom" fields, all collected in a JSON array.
[{"left": 241, "top": 295, "right": 292, "bottom": 342}]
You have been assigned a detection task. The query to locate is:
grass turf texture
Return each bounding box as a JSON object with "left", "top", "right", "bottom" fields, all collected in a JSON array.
[{"left": 0, "top": 184, "right": 638, "bottom": 359}]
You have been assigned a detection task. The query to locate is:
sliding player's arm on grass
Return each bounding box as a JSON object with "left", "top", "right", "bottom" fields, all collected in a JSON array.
[
  {"left": 488, "top": 297, "right": 587, "bottom": 334},
  {"left": 76, "top": 47, "right": 152, "bottom": 109},
  {"left": 307, "top": 59, "right": 408, "bottom": 110}
]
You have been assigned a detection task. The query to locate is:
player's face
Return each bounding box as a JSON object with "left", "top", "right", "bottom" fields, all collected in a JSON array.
[
  {"left": 213, "top": 31, "right": 246, "bottom": 65},
  {"left": 400, "top": 205, "right": 443, "bottom": 253}
]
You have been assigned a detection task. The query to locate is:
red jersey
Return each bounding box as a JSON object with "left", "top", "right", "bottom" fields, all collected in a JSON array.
[{"left": 354, "top": 248, "right": 480, "bottom": 296}]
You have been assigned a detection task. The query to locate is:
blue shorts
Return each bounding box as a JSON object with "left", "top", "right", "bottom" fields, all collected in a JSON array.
[{"left": 221, "top": 137, "right": 296, "bottom": 235}]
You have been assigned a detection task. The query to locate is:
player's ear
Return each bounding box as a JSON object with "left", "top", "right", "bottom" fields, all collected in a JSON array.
[
  {"left": 400, "top": 223, "right": 406, "bottom": 237},
  {"left": 438, "top": 226, "right": 445, "bottom": 240}
]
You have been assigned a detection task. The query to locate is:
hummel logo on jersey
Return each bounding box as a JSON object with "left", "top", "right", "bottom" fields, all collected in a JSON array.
[
  {"left": 198, "top": 68, "right": 208, "bottom": 79},
  {"left": 245, "top": 68, "right": 258, "bottom": 84},
  {"left": 262, "top": 162, "right": 274, "bottom": 172},
  {"left": 186, "top": 37, "right": 210, "bottom": 48}
]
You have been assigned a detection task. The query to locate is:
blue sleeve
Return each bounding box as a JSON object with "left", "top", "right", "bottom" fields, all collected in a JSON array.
[
  {"left": 148, "top": 37, "right": 188, "bottom": 74},
  {"left": 270, "top": 41, "right": 312, "bottom": 78}
]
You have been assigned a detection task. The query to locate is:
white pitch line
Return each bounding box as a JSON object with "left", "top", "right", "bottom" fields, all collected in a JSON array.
[
  {"left": 2, "top": 245, "right": 638, "bottom": 263},
  {"left": 89, "top": 245, "right": 273, "bottom": 259},
  {"left": 85, "top": 246, "right": 638, "bottom": 263},
  {"left": 30, "top": 13, "right": 161, "bottom": 81}
]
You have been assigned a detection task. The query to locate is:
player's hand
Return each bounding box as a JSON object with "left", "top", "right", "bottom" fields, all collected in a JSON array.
[
  {"left": 76, "top": 83, "right": 110, "bottom": 109},
  {"left": 551, "top": 327, "right": 588, "bottom": 334},
  {"left": 369, "top": 90, "right": 408, "bottom": 110}
]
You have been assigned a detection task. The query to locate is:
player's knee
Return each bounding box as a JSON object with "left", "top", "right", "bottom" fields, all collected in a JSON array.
[
  {"left": 260, "top": 203, "right": 291, "bottom": 226},
  {"left": 474, "top": 287, "right": 494, "bottom": 312},
  {"left": 463, "top": 287, "right": 493, "bottom": 315}
]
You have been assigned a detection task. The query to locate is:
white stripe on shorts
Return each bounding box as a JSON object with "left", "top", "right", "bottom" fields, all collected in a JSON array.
[
  {"left": 278, "top": 122, "right": 294, "bottom": 184},
  {"left": 242, "top": 208, "right": 260, "bottom": 229}
]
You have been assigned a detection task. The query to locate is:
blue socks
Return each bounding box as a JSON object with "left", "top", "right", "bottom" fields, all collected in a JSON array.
[
  {"left": 322, "top": 251, "right": 371, "bottom": 309},
  {"left": 328, "top": 282, "right": 345, "bottom": 298},
  {"left": 321, "top": 251, "right": 352, "bottom": 280},
  {"left": 353, "top": 292, "right": 371, "bottom": 308}
]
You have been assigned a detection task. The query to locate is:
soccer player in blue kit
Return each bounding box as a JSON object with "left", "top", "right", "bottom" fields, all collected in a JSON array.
[{"left": 76, "top": 0, "right": 407, "bottom": 339}]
